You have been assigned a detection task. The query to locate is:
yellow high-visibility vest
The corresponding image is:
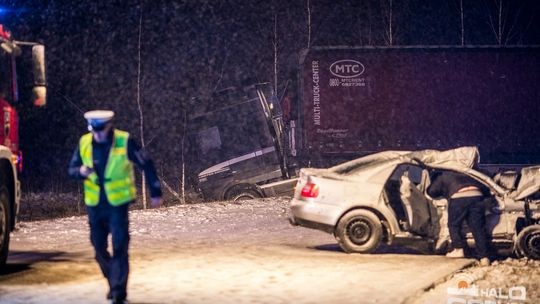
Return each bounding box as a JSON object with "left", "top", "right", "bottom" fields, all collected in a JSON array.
[{"left": 79, "top": 129, "right": 137, "bottom": 206}]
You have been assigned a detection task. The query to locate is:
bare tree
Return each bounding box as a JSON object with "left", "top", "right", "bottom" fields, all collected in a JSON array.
[
  {"left": 157, "top": 110, "right": 187, "bottom": 204},
  {"left": 358, "top": 0, "right": 374, "bottom": 46},
  {"left": 517, "top": 5, "right": 537, "bottom": 44},
  {"left": 193, "top": 3, "right": 230, "bottom": 99},
  {"left": 136, "top": 0, "right": 148, "bottom": 209},
  {"left": 306, "top": 0, "right": 312, "bottom": 48},
  {"left": 155, "top": 110, "right": 187, "bottom": 205},
  {"left": 450, "top": 0, "right": 466, "bottom": 45},
  {"left": 367, "top": 0, "right": 374, "bottom": 45},
  {"left": 273, "top": 12, "right": 278, "bottom": 92},
  {"left": 487, "top": 0, "right": 504, "bottom": 45},
  {"left": 255, "top": 3, "right": 285, "bottom": 93},
  {"left": 505, "top": 0, "right": 531, "bottom": 44},
  {"left": 460, "top": 0, "right": 465, "bottom": 45},
  {"left": 484, "top": 0, "right": 528, "bottom": 45},
  {"left": 380, "top": 0, "right": 394, "bottom": 45},
  {"left": 180, "top": 110, "right": 187, "bottom": 204}
]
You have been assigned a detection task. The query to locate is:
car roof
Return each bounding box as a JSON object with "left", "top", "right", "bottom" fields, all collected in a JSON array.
[
  {"left": 330, "top": 146, "right": 479, "bottom": 174},
  {"left": 320, "top": 147, "right": 506, "bottom": 195}
]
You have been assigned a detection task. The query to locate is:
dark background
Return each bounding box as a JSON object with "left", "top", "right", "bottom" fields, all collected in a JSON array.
[{"left": 1, "top": 0, "right": 539, "bottom": 194}]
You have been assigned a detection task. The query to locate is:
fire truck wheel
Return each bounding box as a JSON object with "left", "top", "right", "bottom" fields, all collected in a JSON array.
[{"left": 0, "top": 185, "right": 10, "bottom": 267}]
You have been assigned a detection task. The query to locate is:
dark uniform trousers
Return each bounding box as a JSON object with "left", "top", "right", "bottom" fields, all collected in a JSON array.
[
  {"left": 448, "top": 196, "right": 489, "bottom": 258},
  {"left": 87, "top": 201, "right": 130, "bottom": 299}
]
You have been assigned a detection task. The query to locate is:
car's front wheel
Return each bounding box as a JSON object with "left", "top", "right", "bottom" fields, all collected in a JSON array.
[
  {"left": 335, "top": 209, "right": 382, "bottom": 253},
  {"left": 516, "top": 225, "right": 540, "bottom": 260}
]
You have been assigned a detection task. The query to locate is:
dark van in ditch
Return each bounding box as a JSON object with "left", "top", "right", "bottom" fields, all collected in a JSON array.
[{"left": 186, "top": 83, "right": 296, "bottom": 201}]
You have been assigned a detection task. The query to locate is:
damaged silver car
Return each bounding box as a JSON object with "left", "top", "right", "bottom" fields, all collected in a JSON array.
[{"left": 289, "top": 147, "right": 540, "bottom": 259}]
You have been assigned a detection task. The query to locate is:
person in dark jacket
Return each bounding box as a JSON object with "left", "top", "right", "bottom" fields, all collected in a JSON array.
[
  {"left": 68, "top": 110, "right": 162, "bottom": 304},
  {"left": 427, "top": 170, "right": 490, "bottom": 266}
]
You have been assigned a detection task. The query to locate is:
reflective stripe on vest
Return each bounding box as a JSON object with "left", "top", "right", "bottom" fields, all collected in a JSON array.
[{"left": 79, "top": 130, "right": 137, "bottom": 206}]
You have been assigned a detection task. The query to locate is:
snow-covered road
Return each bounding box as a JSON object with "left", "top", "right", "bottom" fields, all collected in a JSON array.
[{"left": 1, "top": 198, "right": 475, "bottom": 304}]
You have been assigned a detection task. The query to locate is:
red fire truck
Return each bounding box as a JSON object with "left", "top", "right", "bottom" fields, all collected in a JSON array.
[{"left": 0, "top": 23, "right": 46, "bottom": 267}]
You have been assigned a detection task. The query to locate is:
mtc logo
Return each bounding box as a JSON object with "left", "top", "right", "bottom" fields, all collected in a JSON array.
[{"left": 330, "top": 60, "right": 365, "bottom": 78}]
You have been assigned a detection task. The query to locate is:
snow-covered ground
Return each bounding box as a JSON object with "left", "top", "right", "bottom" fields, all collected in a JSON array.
[
  {"left": 1, "top": 198, "right": 535, "bottom": 304},
  {"left": 410, "top": 258, "right": 540, "bottom": 304}
]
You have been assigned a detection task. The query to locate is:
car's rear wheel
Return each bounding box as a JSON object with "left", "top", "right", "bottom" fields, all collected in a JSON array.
[
  {"left": 0, "top": 185, "right": 11, "bottom": 267},
  {"left": 335, "top": 209, "right": 382, "bottom": 253},
  {"left": 516, "top": 225, "right": 540, "bottom": 260}
]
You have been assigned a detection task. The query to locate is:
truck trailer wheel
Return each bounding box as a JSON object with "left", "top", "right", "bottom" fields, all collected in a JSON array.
[
  {"left": 335, "top": 209, "right": 382, "bottom": 253},
  {"left": 516, "top": 225, "right": 540, "bottom": 260},
  {"left": 0, "top": 185, "right": 10, "bottom": 267}
]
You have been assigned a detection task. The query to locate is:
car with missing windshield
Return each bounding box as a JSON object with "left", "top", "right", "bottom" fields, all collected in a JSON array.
[{"left": 289, "top": 147, "right": 540, "bottom": 259}]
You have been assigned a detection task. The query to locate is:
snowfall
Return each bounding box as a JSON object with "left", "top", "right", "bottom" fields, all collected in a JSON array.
[{"left": 0, "top": 197, "right": 538, "bottom": 304}]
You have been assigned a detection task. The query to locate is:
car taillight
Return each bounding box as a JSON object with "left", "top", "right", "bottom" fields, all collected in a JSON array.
[{"left": 301, "top": 182, "right": 319, "bottom": 198}]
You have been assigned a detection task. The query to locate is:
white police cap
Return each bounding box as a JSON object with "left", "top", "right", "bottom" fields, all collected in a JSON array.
[{"left": 84, "top": 110, "right": 115, "bottom": 131}]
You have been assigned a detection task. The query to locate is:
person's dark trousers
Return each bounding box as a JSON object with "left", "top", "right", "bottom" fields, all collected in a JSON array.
[
  {"left": 448, "top": 196, "right": 489, "bottom": 258},
  {"left": 87, "top": 201, "right": 130, "bottom": 301}
]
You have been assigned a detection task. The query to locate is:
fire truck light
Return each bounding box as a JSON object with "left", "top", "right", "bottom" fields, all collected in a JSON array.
[
  {"left": 11, "top": 152, "right": 22, "bottom": 172},
  {"left": 11, "top": 154, "right": 18, "bottom": 165},
  {"left": 0, "top": 23, "right": 11, "bottom": 39}
]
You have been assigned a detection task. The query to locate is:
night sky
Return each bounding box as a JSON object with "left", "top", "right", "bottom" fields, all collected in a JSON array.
[{"left": 1, "top": 0, "right": 540, "bottom": 192}]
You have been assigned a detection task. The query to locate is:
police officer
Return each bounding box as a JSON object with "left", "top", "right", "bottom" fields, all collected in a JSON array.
[{"left": 68, "top": 110, "right": 162, "bottom": 304}]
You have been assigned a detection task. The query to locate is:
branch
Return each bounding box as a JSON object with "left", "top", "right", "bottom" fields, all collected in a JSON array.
[
  {"left": 460, "top": 0, "right": 464, "bottom": 45},
  {"left": 211, "top": 53, "right": 228, "bottom": 94},
  {"left": 519, "top": 6, "right": 537, "bottom": 44},
  {"left": 144, "top": 135, "right": 157, "bottom": 148},
  {"left": 389, "top": 0, "right": 393, "bottom": 45},
  {"left": 498, "top": 0, "right": 503, "bottom": 44},
  {"left": 367, "top": 0, "right": 373, "bottom": 45},
  {"left": 505, "top": 0, "right": 528, "bottom": 45},
  {"left": 137, "top": 2, "right": 145, "bottom": 147},
  {"left": 484, "top": 0, "right": 500, "bottom": 44},
  {"left": 52, "top": 90, "right": 85, "bottom": 114},
  {"left": 161, "top": 178, "right": 182, "bottom": 202},
  {"left": 273, "top": 11, "right": 278, "bottom": 91},
  {"left": 136, "top": 0, "right": 147, "bottom": 209},
  {"left": 380, "top": 0, "right": 393, "bottom": 45},
  {"left": 306, "top": 0, "right": 311, "bottom": 48}
]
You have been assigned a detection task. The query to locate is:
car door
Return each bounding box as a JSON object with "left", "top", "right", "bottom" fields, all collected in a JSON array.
[{"left": 398, "top": 165, "right": 438, "bottom": 237}]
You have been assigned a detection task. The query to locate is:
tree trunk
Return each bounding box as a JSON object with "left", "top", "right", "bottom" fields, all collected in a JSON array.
[
  {"left": 498, "top": 0, "right": 502, "bottom": 45},
  {"left": 136, "top": 0, "right": 147, "bottom": 209},
  {"left": 460, "top": 0, "right": 464, "bottom": 46},
  {"left": 381, "top": 0, "right": 394, "bottom": 45},
  {"left": 180, "top": 110, "right": 187, "bottom": 204},
  {"left": 389, "top": 0, "right": 393, "bottom": 45},
  {"left": 306, "top": 0, "right": 312, "bottom": 48},
  {"left": 273, "top": 12, "right": 278, "bottom": 92}
]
